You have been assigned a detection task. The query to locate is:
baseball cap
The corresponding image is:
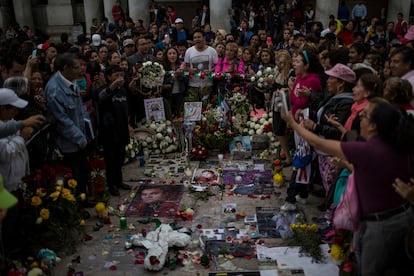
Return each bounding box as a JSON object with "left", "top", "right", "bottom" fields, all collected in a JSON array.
[
  {"left": 175, "top": 18, "right": 184, "bottom": 24},
  {"left": 91, "top": 34, "right": 101, "bottom": 47},
  {"left": 0, "top": 175, "right": 18, "bottom": 209},
  {"left": 325, "top": 63, "right": 356, "bottom": 84},
  {"left": 123, "top": 38, "right": 135, "bottom": 47},
  {"left": 0, "top": 88, "right": 28, "bottom": 108}
]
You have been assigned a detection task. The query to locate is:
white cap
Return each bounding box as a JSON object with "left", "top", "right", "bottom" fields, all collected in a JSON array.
[
  {"left": 175, "top": 18, "right": 184, "bottom": 24},
  {"left": 91, "top": 34, "right": 101, "bottom": 47},
  {"left": 0, "top": 88, "right": 28, "bottom": 108}
]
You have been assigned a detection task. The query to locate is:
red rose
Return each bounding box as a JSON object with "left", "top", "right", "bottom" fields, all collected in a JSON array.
[
  {"left": 273, "top": 159, "right": 281, "bottom": 165},
  {"left": 149, "top": 256, "right": 160, "bottom": 265},
  {"left": 342, "top": 261, "right": 353, "bottom": 272}
]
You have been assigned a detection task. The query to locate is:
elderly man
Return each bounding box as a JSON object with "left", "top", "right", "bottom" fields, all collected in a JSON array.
[{"left": 389, "top": 46, "right": 414, "bottom": 106}]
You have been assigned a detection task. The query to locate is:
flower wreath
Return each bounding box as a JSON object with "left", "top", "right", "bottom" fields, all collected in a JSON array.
[{"left": 140, "top": 61, "right": 166, "bottom": 89}]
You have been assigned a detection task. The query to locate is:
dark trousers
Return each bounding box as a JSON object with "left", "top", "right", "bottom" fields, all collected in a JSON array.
[
  {"left": 63, "top": 149, "right": 89, "bottom": 195},
  {"left": 102, "top": 141, "right": 125, "bottom": 189},
  {"left": 285, "top": 169, "right": 309, "bottom": 203}
]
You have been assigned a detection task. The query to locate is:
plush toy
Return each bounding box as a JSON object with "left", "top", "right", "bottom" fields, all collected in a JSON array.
[{"left": 130, "top": 224, "right": 191, "bottom": 271}]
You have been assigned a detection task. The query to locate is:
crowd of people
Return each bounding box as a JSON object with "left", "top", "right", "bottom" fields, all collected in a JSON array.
[{"left": 0, "top": 0, "right": 414, "bottom": 274}]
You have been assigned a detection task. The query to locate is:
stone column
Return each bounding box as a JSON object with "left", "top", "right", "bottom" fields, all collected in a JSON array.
[
  {"left": 128, "top": 0, "right": 150, "bottom": 27},
  {"left": 210, "top": 0, "right": 232, "bottom": 34},
  {"left": 84, "top": 0, "right": 104, "bottom": 36},
  {"left": 0, "top": 0, "right": 13, "bottom": 29},
  {"left": 103, "top": 0, "right": 116, "bottom": 23},
  {"left": 45, "top": 0, "right": 74, "bottom": 42},
  {"left": 387, "top": 0, "right": 412, "bottom": 25},
  {"left": 314, "top": 0, "right": 339, "bottom": 29},
  {"left": 13, "top": 0, "right": 34, "bottom": 28}
]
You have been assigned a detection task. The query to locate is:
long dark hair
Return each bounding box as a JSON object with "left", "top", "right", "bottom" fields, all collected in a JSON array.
[{"left": 369, "top": 97, "right": 414, "bottom": 155}]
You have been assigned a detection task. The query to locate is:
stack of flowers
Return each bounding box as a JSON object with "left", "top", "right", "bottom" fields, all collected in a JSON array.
[
  {"left": 124, "top": 137, "right": 140, "bottom": 163},
  {"left": 289, "top": 221, "right": 323, "bottom": 263},
  {"left": 89, "top": 157, "right": 109, "bottom": 203},
  {"left": 193, "top": 106, "right": 236, "bottom": 150},
  {"left": 20, "top": 165, "right": 86, "bottom": 255},
  {"left": 250, "top": 66, "right": 274, "bottom": 89},
  {"left": 225, "top": 87, "right": 251, "bottom": 134},
  {"left": 330, "top": 228, "right": 355, "bottom": 275},
  {"left": 272, "top": 159, "right": 284, "bottom": 187},
  {"left": 136, "top": 120, "right": 178, "bottom": 154},
  {"left": 139, "top": 61, "right": 166, "bottom": 89}
]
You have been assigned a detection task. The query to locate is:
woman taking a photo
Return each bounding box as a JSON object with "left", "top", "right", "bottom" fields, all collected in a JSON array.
[{"left": 281, "top": 97, "right": 414, "bottom": 275}]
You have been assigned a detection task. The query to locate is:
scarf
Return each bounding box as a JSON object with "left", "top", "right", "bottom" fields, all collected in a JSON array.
[{"left": 344, "top": 99, "right": 367, "bottom": 132}]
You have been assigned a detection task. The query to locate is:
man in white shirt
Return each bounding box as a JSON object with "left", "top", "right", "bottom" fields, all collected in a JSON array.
[{"left": 184, "top": 29, "right": 218, "bottom": 105}]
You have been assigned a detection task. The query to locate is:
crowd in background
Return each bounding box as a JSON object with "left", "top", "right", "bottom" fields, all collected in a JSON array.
[{"left": 0, "top": 0, "right": 414, "bottom": 274}]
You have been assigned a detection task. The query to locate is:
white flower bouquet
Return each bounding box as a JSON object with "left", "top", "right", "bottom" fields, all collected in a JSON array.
[
  {"left": 250, "top": 66, "right": 274, "bottom": 89},
  {"left": 124, "top": 137, "right": 140, "bottom": 163},
  {"left": 242, "top": 111, "right": 279, "bottom": 155},
  {"left": 136, "top": 120, "right": 178, "bottom": 154},
  {"left": 140, "top": 61, "right": 166, "bottom": 89}
]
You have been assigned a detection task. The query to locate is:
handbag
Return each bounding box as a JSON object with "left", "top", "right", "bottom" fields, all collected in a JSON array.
[{"left": 333, "top": 171, "right": 361, "bottom": 230}]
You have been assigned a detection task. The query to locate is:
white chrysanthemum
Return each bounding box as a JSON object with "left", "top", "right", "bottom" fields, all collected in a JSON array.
[
  {"left": 145, "top": 137, "right": 153, "bottom": 143},
  {"left": 243, "top": 128, "right": 249, "bottom": 133},
  {"left": 251, "top": 117, "right": 258, "bottom": 122},
  {"left": 254, "top": 124, "right": 261, "bottom": 130},
  {"left": 128, "top": 144, "right": 133, "bottom": 150},
  {"left": 154, "top": 149, "right": 161, "bottom": 154},
  {"left": 270, "top": 136, "right": 275, "bottom": 142},
  {"left": 165, "top": 136, "right": 172, "bottom": 143},
  {"left": 156, "top": 133, "right": 163, "bottom": 139},
  {"left": 142, "top": 141, "right": 147, "bottom": 147},
  {"left": 267, "top": 132, "right": 273, "bottom": 137},
  {"left": 130, "top": 152, "right": 135, "bottom": 158},
  {"left": 150, "top": 123, "right": 156, "bottom": 129},
  {"left": 259, "top": 118, "right": 266, "bottom": 124},
  {"left": 258, "top": 77, "right": 264, "bottom": 83},
  {"left": 250, "top": 122, "right": 256, "bottom": 129},
  {"left": 265, "top": 67, "right": 273, "bottom": 73},
  {"left": 262, "top": 113, "right": 268, "bottom": 119},
  {"left": 256, "top": 71, "right": 262, "bottom": 77},
  {"left": 250, "top": 76, "right": 256, "bottom": 82},
  {"left": 165, "top": 120, "right": 172, "bottom": 126},
  {"left": 256, "top": 129, "right": 263, "bottom": 135},
  {"left": 166, "top": 127, "right": 173, "bottom": 134},
  {"left": 268, "top": 118, "right": 273, "bottom": 124},
  {"left": 248, "top": 129, "right": 255, "bottom": 136}
]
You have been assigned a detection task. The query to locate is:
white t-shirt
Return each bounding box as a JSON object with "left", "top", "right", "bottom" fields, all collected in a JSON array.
[{"left": 184, "top": 46, "right": 218, "bottom": 87}]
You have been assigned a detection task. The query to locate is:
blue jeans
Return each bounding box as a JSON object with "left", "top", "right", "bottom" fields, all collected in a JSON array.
[{"left": 358, "top": 206, "right": 414, "bottom": 275}]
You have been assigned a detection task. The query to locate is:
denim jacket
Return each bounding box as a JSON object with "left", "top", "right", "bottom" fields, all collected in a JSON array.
[{"left": 45, "top": 72, "right": 89, "bottom": 153}]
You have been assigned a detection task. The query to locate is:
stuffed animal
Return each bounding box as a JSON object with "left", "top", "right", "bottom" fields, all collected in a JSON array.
[{"left": 130, "top": 224, "right": 191, "bottom": 271}]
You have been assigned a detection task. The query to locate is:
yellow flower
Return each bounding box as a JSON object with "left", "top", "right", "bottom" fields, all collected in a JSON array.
[
  {"left": 49, "top": 191, "right": 60, "bottom": 201},
  {"left": 68, "top": 179, "right": 77, "bottom": 189},
  {"left": 40, "top": 208, "right": 50, "bottom": 220},
  {"left": 79, "top": 193, "right": 86, "bottom": 201},
  {"left": 273, "top": 173, "right": 284, "bottom": 184},
  {"left": 62, "top": 188, "right": 71, "bottom": 196},
  {"left": 30, "top": 261, "right": 39, "bottom": 268},
  {"left": 36, "top": 217, "right": 43, "bottom": 224},
  {"left": 95, "top": 202, "right": 106, "bottom": 214},
  {"left": 55, "top": 186, "right": 62, "bottom": 191},
  {"left": 79, "top": 219, "right": 85, "bottom": 226},
  {"left": 330, "top": 244, "right": 346, "bottom": 261},
  {"left": 31, "top": 196, "right": 42, "bottom": 207},
  {"left": 64, "top": 193, "right": 76, "bottom": 202},
  {"left": 36, "top": 188, "right": 47, "bottom": 197}
]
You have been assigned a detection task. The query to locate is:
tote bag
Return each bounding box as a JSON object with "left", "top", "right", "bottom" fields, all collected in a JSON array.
[{"left": 333, "top": 171, "right": 361, "bottom": 230}]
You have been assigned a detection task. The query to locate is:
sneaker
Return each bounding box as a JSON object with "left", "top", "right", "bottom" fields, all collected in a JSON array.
[
  {"left": 280, "top": 202, "right": 297, "bottom": 211},
  {"left": 295, "top": 195, "right": 307, "bottom": 204}
]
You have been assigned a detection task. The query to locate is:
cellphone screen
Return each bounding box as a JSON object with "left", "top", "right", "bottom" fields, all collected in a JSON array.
[{"left": 32, "top": 49, "right": 38, "bottom": 58}]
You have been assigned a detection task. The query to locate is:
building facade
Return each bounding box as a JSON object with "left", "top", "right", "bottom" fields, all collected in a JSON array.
[{"left": 0, "top": 0, "right": 412, "bottom": 42}]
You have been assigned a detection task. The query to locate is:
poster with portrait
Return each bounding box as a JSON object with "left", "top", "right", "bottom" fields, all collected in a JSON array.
[
  {"left": 184, "top": 102, "right": 202, "bottom": 121},
  {"left": 192, "top": 168, "right": 218, "bottom": 184},
  {"left": 144, "top": 97, "right": 165, "bottom": 122},
  {"left": 126, "top": 184, "right": 184, "bottom": 217},
  {"left": 229, "top": 136, "right": 252, "bottom": 152}
]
